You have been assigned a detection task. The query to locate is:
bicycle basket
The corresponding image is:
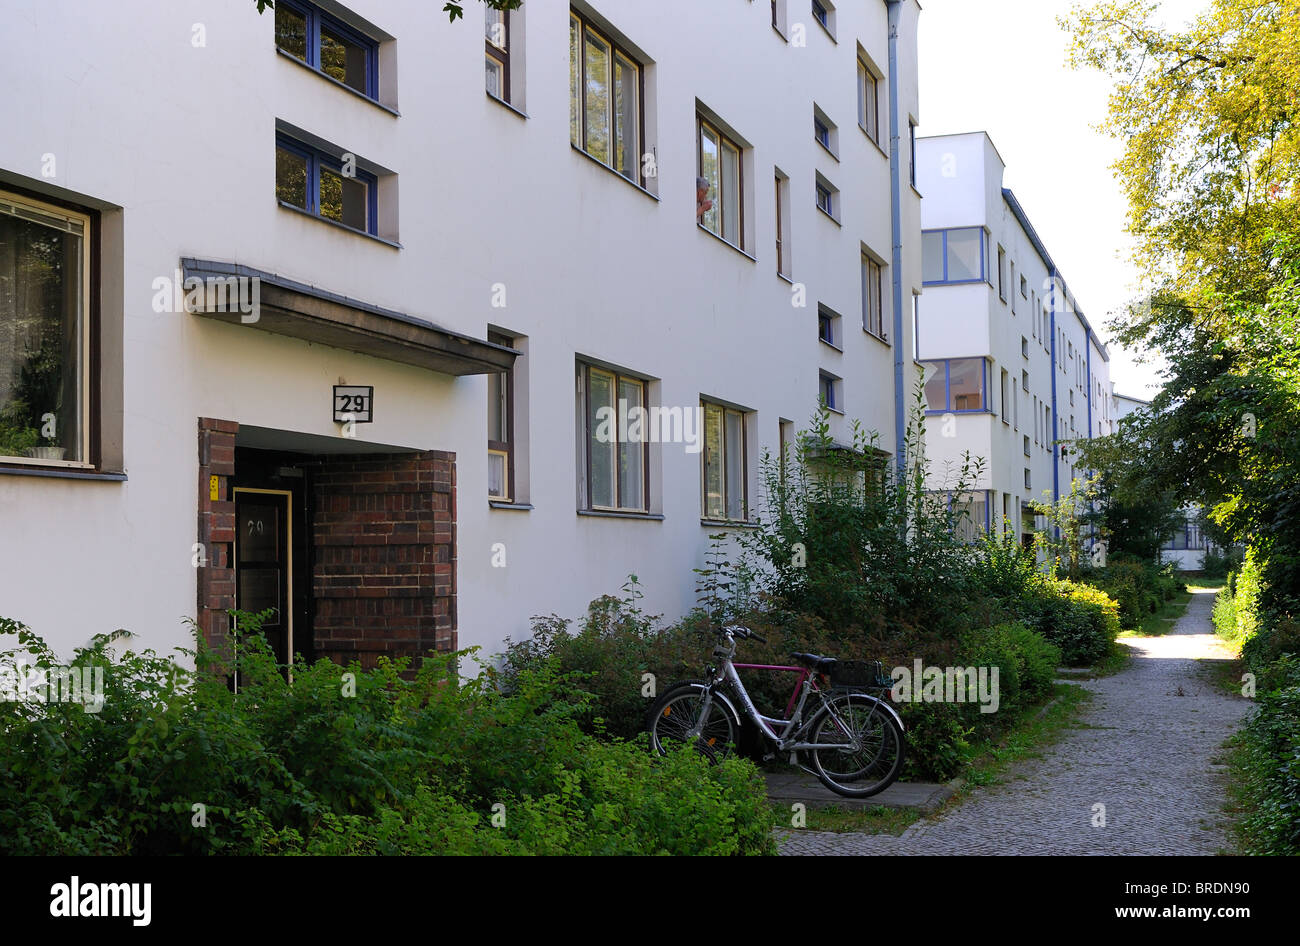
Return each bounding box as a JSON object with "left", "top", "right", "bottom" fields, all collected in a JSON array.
[{"left": 829, "top": 659, "right": 891, "bottom": 689}]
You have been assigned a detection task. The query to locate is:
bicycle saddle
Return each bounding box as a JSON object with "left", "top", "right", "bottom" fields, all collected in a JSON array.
[{"left": 789, "top": 652, "right": 838, "bottom": 673}]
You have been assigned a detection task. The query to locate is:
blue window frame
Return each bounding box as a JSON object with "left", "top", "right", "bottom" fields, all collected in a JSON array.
[
  {"left": 815, "top": 181, "right": 834, "bottom": 217},
  {"left": 812, "top": 1, "right": 829, "bottom": 28},
  {"left": 819, "top": 372, "right": 839, "bottom": 411},
  {"left": 275, "top": 0, "right": 379, "bottom": 100},
  {"left": 922, "top": 226, "right": 988, "bottom": 286},
  {"left": 275, "top": 134, "right": 379, "bottom": 236},
  {"left": 922, "top": 357, "right": 988, "bottom": 413}
]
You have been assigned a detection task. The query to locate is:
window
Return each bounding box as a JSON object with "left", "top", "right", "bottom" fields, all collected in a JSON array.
[
  {"left": 275, "top": 134, "right": 378, "bottom": 235},
  {"left": 0, "top": 190, "right": 91, "bottom": 467},
  {"left": 1009, "top": 261, "right": 1017, "bottom": 312},
  {"left": 579, "top": 363, "right": 648, "bottom": 512},
  {"left": 997, "top": 247, "right": 1007, "bottom": 301},
  {"left": 857, "top": 57, "right": 880, "bottom": 146},
  {"left": 861, "top": 253, "right": 885, "bottom": 340},
  {"left": 922, "top": 227, "right": 986, "bottom": 284},
  {"left": 812, "top": 0, "right": 829, "bottom": 29},
  {"left": 702, "top": 401, "right": 748, "bottom": 521},
  {"left": 275, "top": 0, "right": 378, "bottom": 99},
  {"left": 1020, "top": 274, "right": 1028, "bottom": 298},
  {"left": 812, "top": 106, "right": 838, "bottom": 158},
  {"left": 1021, "top": 336, "right": 1029, "bottom": 358},
  {"left": 570, "top": 11, "right": 643, "bottom": 184},
  {"left": 819, "top": 372, "right": 841, "bottom": 412},
  {"left": 487, "top": 331, "right": 514, "bottom": 501},
  {"left": 815, "top": 174, "right": 838, "bottom": 221},
  {"left": 818, "top": 305, "right": 840, "bottom": 347},
  {"left": 485, "top": 7, "right": 510, "bottom": 103},
  {"left": 698, "top": 115, "right": 743, "bottom": 247},
  {"left": 1024, "top": 468, "right": 1032, "bottom": 489},
  {"left": 1024, "top": 435, "right": 1031, "bottom": 457},
  {"left": 909, "top": 121, "right": 917, "bottom": 188},
  {"left": 774, "top": 171, "right": 790, "bottom": 276},
  {"left": 922, "top": 358, "right": 986, "bottom": 412},
  {"left": 1000, "top": 368, "right": 1010, "bottom": 424},
  {"left": 1022, "top": 368, "right": 1029, "bottom": 392}
]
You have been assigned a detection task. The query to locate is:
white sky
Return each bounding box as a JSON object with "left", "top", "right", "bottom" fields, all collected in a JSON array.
[{"left": 915, "top": 0, "right": 1206, "bottom": 399}]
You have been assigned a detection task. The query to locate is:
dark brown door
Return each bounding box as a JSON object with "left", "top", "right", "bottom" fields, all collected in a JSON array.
[{"left": 234, "top": 489, "right": 292, "bottom": 669}]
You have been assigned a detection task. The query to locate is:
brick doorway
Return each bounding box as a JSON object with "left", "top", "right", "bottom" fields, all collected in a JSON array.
[{"left": 197, "top": 418, "right": 456, "bottom": 672}]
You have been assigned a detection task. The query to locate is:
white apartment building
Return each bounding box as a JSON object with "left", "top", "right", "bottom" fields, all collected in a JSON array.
[
  {"left": 0, "top": 0, "right": 923, "bottom": 666},
  {"left": 914, "top": 132, "right": 1111, "bottom": 547}
]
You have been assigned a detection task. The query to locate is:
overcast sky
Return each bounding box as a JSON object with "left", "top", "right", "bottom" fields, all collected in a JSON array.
[{"left": 915, "top": 0, "right": 1206, "bottom": 399}]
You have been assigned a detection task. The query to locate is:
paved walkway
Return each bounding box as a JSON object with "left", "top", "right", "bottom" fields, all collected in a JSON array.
[{"left": 780, "top": 588, "right": 1253, "bottom": 855}]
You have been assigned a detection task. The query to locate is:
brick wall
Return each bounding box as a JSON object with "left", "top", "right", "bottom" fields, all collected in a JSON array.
[
  {"left": 196, "top": 417, "right": 237, "bottom": 666},
  {"left": 306, "top": 450, "right": 456, "bottom": 669}
]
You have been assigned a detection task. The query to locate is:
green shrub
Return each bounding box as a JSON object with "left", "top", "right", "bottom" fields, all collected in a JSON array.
[
  {"left": 1020, "top": 580, "right": 1120, "bottom": 666},
  {"left": 0, "top": 614, "right": 776, "bottom": 856},
  {"left": 1232, "top": 656, "right": 1300, "bottom": 855}
]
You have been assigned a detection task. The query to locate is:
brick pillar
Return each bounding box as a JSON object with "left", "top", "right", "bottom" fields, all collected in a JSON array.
[{"left": 196, "top": 417, "right": 237, "bottom": 665}]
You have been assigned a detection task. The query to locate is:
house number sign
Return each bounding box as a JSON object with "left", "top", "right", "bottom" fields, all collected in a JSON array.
[{"left": 334, "top": 385, "right": 374, "bottom": 424}]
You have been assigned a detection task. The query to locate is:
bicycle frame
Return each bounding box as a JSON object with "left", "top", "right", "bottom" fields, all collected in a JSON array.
[{"left": 698, "top": 637, "right": 865, "bottom": 754}]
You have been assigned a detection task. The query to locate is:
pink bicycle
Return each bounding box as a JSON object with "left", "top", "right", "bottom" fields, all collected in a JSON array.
[{"left": 646, "top": 625, "right": 906, "bottom": 797}]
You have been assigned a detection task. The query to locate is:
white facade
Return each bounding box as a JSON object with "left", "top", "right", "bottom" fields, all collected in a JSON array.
[
  {"left": 0, "top": 0, "right": 923, "bottom": 663},
  {"left": 914, "top": 132, "right": 1111, "bottom": 543}
]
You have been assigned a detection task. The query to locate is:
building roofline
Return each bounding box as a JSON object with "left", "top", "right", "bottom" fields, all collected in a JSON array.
[
  {"left": 1001, "top": 187, "right": 1110, "bottom": 363},
  {"left": 915, "top": 130, "right": 1007, "bottom": 170}
]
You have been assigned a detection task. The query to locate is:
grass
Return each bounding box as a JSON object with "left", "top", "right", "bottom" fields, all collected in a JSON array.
[{"left": 794, "top": 803, "right": 921, "bottom": 835}]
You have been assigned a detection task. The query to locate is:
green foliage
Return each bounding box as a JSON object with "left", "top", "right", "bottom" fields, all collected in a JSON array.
[
  {"left": 1020, "top": 580, "right": 1121, "bottom": 667},
  {"left": 1231, "top": 657, "right": 1300, "bottom": 856},
  {"left": 738, "top": 399, "right": 985, "bottom": 641},
  {"left": 0, "top": 613, "right": 775, "bottom": 856},
  {"left": 1085, "top": 555, "right": 1183, "bottom": 629}
]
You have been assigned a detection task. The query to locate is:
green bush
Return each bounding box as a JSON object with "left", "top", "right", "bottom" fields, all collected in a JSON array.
[
  {"left": 1084, "top": 556, "right": 1182, "bottom": 628},
  {"left": 1020, "top": 580, "right": 1120, "bottom": 666},
  {"left": 0, "top": 615, "right": 776, "bottom": 856},
  {"left": 1231, "top": 656, "right": 1300, "bottom": 855}
]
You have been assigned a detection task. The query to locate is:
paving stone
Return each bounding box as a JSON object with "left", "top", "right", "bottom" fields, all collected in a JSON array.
[{"left": 779, "top": 590, "right": 1254, "bottom": 856}]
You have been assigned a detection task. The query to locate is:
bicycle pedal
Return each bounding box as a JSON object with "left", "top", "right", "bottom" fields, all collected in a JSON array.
[{"left": 788, "top": 752, "right": 798, "bottom": 765}]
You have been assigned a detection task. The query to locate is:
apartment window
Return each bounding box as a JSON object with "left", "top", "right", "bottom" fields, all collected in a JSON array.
[
  {"left": 1010, "top": 261, "right": 1017, "bottom": 312},
  {"left": 0, "top": 190, "right": 92, "bottom": 468},
  {"left": 997, "top": 247, "right": 1007, "bottom": 301},
  {"left": 814, "top": 116, "right": 830, "bottom": 149},
  {"left": 487, "top": 331, "right": 514, "bottom": 501},
  {"left": 774, "top": 172, "right": 790, "bottom": 276},
  {"left": 1022, "top": 368, "right": 1029, "bottom": 392},
  {"left": 579, "top": 363, "right": 648, "bottom": 512},
  {"left": 1020, "top": 274, "right": 1028, "bottom": 298},
  {"left": 922, "top": 227, "right": 986, "bottom": 285},
  {"left": 698, "top": 115, "right": 743, "bottom": 247},
  {"left": 1024, "top": 468, "right": 1032, "bottom": 489},
  {"left": 923, "top": 358, "right": 986, "bottom": 412},
  {"left": 275, "top": 0, "right": 378, "bottom": 98},
  {"left": 570, "top": 11, "right": 643, "bottom": 184},
  {"left": 861, "top": 253, "right": 885, "bottom": 340},
  {"left": 909, "top": 121, "right": 917, "bottom": 188},
  {"left": 275, "top": 134, "right": 378, "bottom": 235},
  {"left": 815, "top": 174, "right": 838, "bottom": 221},
  {"left": 812, "top": 0, "right": 829, "bottom": 29},
  {"left": 857, "top": 57, "right": 880, "bottom": 146},
  {"left": 1024, "top": 435, "right": 1031, "bottom": 457},
  {"left": 702, "top": 401, "right": 748, "bottom": 521},
  {"left": 485, "top": 7, "right": 510, "bottom": 102},
  {"left": 1000, "top": 369, "right": 1010, "bottom": 424},
  {"left": 813, "top": 106, "right": 838, "bottom": 158},
  {"left": 818, "top": 305, "right": 840, "bottom": 347},
  {"left": 819, "top": 372, "right": 841, "bottom": 412}
]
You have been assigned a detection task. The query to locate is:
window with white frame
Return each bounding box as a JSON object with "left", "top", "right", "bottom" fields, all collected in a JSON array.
[
  {"left": 861, "top": 252, "right": 885, "bottom": 340},
  {"left": 702, "top": 400, "right": 748, "bottom": 521},
  {"left": 857, "top": 55, "right": 881, "bottom": 146},
  {"left": 484, "top": 6, "right": 511, "bottom": 103}
]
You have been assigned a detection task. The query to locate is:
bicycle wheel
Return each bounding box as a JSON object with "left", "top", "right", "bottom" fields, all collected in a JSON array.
[
  {"left": 645, "top": 681, "right": 738, "bottom": 764},
  {"left": 808, "top": 692, "right": 905, "bottom": 797}
]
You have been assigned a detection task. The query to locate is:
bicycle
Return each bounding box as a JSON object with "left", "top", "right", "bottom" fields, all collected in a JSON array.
[{"left": 645, "top": 624, "right": 906, "bottom": 797}]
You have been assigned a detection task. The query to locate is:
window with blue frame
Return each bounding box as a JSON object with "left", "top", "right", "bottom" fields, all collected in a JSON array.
[
  {"left": 275, "top": 0, "right": 378, "bottom": 99},
  {"left": 819, "top": 372, "right": 840, "bottom": 411},
  {"left": 275, "top": 134, "right": 378, "bottom": 235},
  {"left": 922, "top": 358, "right": 987, "bottom": 412},
  {"left": 922, "top": 227, "right": 988, "bottom": 285}
]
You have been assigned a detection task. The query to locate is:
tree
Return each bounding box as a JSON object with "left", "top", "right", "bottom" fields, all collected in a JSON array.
[{"left": 253, "top": 0, "right": 522, "bottom": 24}]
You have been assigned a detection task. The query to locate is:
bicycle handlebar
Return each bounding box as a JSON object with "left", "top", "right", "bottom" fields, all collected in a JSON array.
[{"left": 722, "top": 625, "right": 767, "bottom": 644}]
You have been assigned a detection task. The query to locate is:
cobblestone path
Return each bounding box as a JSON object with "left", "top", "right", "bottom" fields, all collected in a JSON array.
[{"left": 780, "top": 589, "right": 1253, "bottom": 855}]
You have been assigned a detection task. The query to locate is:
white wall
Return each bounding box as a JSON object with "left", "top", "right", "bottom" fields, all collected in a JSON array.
[{"left": 0, "top": 0, "right": 923, "bottom": 661}]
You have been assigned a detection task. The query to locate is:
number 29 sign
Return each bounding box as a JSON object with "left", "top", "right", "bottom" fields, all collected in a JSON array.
[{"left": 333, "top": 385, "right": 374, "bottom": 424}]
